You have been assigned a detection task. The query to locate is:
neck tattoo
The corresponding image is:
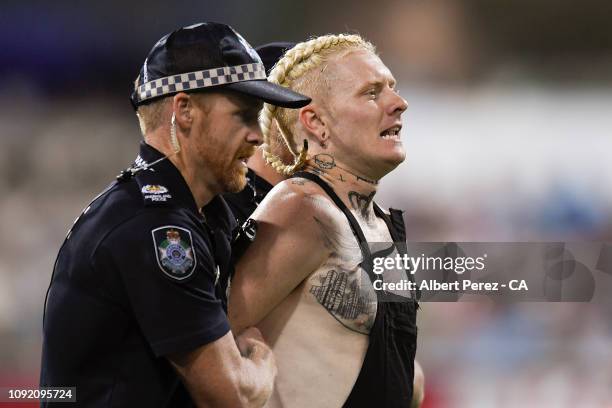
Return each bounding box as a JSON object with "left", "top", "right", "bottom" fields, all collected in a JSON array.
[
  {"left": 308, "top": 154, "right": 377, "bottom": 219},
  {"left": 348, "top": 190, "right": 375, "bottom": 218},
  {"left": 313, "top": 154, "right": 378, "bottom": 185}
]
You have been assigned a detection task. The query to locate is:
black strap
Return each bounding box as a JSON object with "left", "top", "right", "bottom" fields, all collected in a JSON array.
[
  {"left": 293, "top": 172, "right": 372, "bottom": 261},
  {"left": 373, "top": 203, "right": 401, "bottom": 242},
  {"left": 293, "top": 172, "right": 405, "bottom": 254},
  {"left": 293, "top": 172, "right": 408, "bottom": 291},
  {"left": 294, "top": 171, "right": 418, "bottom": 302},
  {"left": 292, "top": 173, "right": 418, "bottom": 408}
]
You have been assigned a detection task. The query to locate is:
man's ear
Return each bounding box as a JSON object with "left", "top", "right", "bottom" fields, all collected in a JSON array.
[
  {"left": 172, "top": 93, "right": 193, "bottom": 130},
  {"left": 298, "top": 104, "right": 328, "bottom": 145}
]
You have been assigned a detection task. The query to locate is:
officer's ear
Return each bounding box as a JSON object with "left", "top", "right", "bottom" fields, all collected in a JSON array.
[
  {"left": 298, "top": 104, "right": 328, "bottom": 145},
  {"left": 172, "top": 93, "right": 193, "bottom": 129}
]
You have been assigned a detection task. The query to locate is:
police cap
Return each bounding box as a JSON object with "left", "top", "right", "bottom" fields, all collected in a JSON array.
[{"left": 131, "top": 23, "right": 310, "bottom": 109}]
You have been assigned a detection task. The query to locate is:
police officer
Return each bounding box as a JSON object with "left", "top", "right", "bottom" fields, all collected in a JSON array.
[{"left": 40, "top": 22, "right": 310, "bottom": 407}]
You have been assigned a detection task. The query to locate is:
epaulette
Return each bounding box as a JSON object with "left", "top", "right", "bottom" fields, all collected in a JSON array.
[
  {"left": 116, "top": 156, "right": 174, "bottom": 207},
  {"left": 134, "top": 169, "right": 174, "bottom": 206},
  {"left": 115, "top": 167, "right": 173, "bottom": 207}
]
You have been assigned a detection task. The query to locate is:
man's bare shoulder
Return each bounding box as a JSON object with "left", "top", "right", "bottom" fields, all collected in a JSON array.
[{"left": 251, "top": 177, "right": 343, "bottom": 229}]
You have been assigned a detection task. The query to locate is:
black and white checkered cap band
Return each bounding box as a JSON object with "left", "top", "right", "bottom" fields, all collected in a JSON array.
[{"left": 136, "top": 63, "right": 266, "bottom": 103}]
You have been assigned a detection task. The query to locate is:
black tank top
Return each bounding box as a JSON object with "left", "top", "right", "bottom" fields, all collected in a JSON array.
[{"left": 294, "top": 171, "right": 419, "bottom": 408}]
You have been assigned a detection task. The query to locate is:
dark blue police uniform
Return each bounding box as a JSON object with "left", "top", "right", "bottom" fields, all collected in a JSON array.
[
  {"left": 41, "top": 142, "right": 235, "bottom": 407},
  {"left": 40, "top": 21, "right": 310, "bottom": 407}
]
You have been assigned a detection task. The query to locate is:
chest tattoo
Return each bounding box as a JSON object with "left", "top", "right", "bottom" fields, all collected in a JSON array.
[
  {"left": 310, "top": 213, "right": 382, "bottom": 335},
  {"left": 309, "top": 265, "right": 377, "bottom": 334}
]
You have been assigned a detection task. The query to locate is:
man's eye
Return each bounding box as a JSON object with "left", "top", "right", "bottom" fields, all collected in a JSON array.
[{"left": 367, "top": 89, "right": 378, "bottom": 99}]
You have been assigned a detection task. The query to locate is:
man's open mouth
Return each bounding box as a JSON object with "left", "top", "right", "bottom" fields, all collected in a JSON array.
[{"left": 380, "top": 125, "right": 402, "bottom": 140}]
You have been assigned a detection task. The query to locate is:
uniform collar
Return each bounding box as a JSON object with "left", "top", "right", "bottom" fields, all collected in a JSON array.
[
  {"left": 136, "top": 142, "right": 200, "bottom": 215},
  {"left": 135, "top": 142, "right": 237, "bottom": 234},
  {"left": 248, "top": 168, "right": 274, "bottom": 197}
]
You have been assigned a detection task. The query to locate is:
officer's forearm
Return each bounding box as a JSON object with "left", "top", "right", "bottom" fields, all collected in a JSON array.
[{"left": 168, "top": 330, "right": 275, "bottom": 408}]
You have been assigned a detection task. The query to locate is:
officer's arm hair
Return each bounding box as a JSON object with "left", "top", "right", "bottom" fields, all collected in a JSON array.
[{"left": 259, "top": 34, "right": 375, "bottom": 176}]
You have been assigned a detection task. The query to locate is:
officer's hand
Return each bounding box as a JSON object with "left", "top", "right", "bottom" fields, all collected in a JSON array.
[
  {"left": 235, "top": 327, "right": 277, "bottom": 406},
  {"left": 236, "top": 327, "right": 264, "bottom": 356},
  {"left": 236, "top": 327, "right": 276, "bottom": 372},
  {"left": 169, "top": 329, "right": 277, "bottom": 408}
]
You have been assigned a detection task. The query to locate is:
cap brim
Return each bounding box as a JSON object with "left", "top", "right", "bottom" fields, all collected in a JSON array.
[{"left": 225, "top": 80, "right": 311, "bottom": 108}]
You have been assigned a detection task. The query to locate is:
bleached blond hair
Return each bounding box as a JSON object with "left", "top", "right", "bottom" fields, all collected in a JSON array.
[{"left": 259, "top": 34, "right": 375, "bottom": 175}]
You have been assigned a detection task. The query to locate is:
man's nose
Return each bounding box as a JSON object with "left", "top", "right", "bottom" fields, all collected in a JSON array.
[{"left": 388, "top": 91, "right": 408, "bottom": 115}]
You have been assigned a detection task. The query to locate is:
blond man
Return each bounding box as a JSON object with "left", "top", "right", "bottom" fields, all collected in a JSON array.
[{"left": 229, "top": 35, "right": 420, "bottom": 408}]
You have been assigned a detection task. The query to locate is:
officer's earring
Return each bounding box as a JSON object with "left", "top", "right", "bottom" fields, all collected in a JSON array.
[{"left": 170, "top": 112, "right": 181, "bottom": 154}]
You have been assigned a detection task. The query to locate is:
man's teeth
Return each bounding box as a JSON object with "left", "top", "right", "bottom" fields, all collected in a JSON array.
[{"left": 381, "top": 129, "right": 400, "bottom": 139}]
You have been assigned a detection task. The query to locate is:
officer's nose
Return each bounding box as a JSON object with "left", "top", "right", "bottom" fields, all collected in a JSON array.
[{"left": 246, "top": 126, "right": 263, "bottom": 146}]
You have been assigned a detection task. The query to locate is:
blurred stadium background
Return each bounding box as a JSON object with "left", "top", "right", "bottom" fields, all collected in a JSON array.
[{"left": 1, "top": 0, "right": 611, "bottom": 406}]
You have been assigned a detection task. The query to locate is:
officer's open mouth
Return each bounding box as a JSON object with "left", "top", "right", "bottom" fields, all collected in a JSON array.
[
  {"left": 236, "top": 151, "right": 254, "bottom": 164},
  {"left": 236, "top": 156, "right": 250, "bottom": 167},
  {"left": 380, "top": 125, "right": 401, "bottom": 140}
]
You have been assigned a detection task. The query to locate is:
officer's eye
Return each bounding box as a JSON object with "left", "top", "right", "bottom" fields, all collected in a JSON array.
[
  {"left": 366, "top": 89, "right": 378, "bottom": 99},
  {"left": 237, "top": 110, "right": 258, "bottom": 125}
]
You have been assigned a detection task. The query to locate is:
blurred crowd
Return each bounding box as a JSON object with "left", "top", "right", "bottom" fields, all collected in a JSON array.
[{"left": 1, "top": 0, "right": 611, "bottom": 406}]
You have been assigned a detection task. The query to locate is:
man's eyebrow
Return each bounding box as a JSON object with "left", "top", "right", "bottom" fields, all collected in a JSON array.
[
  {"left": 357, "top": 80, "right": 384, "bottom": 91},
  {"left": 357, "top": 77, "right": 396, "bottom": 92},
  {"left": 384, "top": 73, "right": 397, "bottom": 87}
]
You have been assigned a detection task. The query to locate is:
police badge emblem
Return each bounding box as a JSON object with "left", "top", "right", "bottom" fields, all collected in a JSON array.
[
  {"left": 152, "top": 226, "right": 197, "bottom": 280},
  {"left": 141, "top": 185, "right": 172, "bottom": 202}
]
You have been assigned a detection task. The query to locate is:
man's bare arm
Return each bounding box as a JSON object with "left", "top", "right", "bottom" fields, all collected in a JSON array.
[
  {"left": 168, "top": 328, "right": 276, "bottom": 408},
  {"left": 229, "top": 183, "right": 333, "bottom": 332},
  {"left": 411, "top": 360, "right": 425, "bottom": 408}
]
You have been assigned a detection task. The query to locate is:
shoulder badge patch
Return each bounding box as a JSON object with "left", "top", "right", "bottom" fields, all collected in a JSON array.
[
  {"left": 142, "top": 185, "right": 172, "bottom": 202},
  {"left": 152, "top": 226, "right": 197, "bottom": 280}
]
